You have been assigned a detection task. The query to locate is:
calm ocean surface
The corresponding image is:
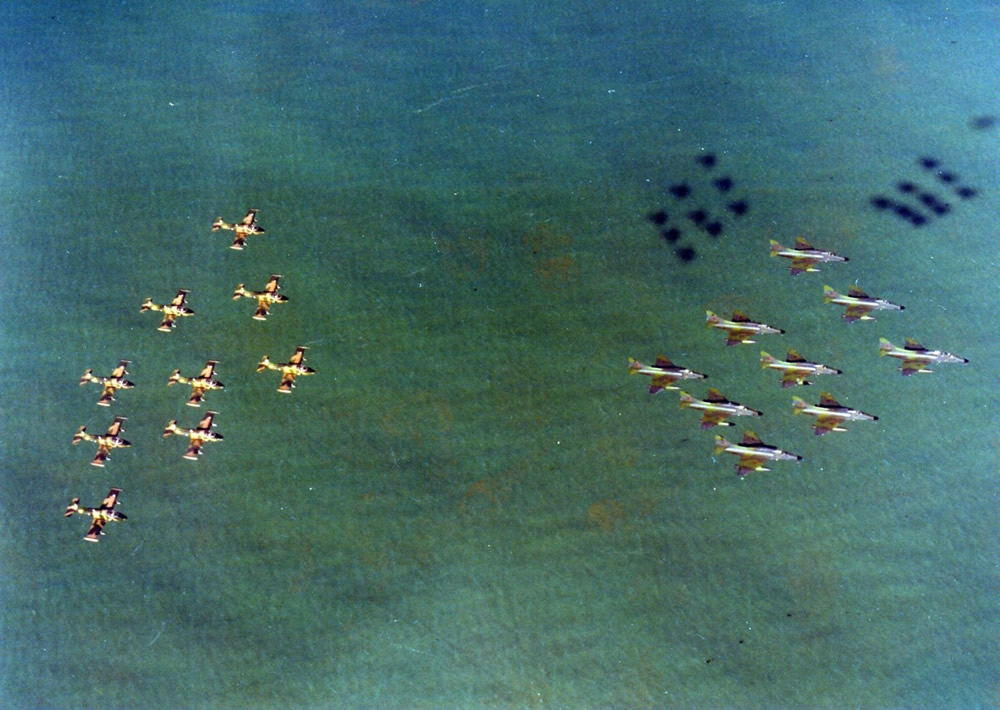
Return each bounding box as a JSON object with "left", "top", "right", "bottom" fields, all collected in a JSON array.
[{"left": 2, "top": 1, "right": 997, "bottom": 708}]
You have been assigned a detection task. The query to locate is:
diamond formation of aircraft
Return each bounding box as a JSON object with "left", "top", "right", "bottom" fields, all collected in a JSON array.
[
  {"left": 257, "top": 345, "right": 315, "bottom": 393},
  {"left": 212, "top": 208, "right": 265, "bottom": 250},
  {"left": 760, "top": 350, "right": 842, "bottom": 388},
  {"left": 706, "top": 310, "right": 784, "bottom": 346},
  {"left": 79, "top": 359, "right": 135, "bottom": 406},
  {"left": 233, "top": 274, "right": 289, "bottom": 320},
  {"left": 72, "top": 415, "right": 131, "bottom": 467},
  {"left": 168, "top": 360, "right": 225, "bottom": 407},
  {"left": 769, "top": 238, "right": 848, "bottom": 275},
  {"left": 163, "top": 410, "right": 224, "bottom": 460},
  {"left": 823, "top": 285, "right": 903, "bottom": 322},
  {"left": 792, "top": 392, "right": 878, "bottom": 436},
  {"left": 628, "top": 355, "right": 707, "bottom": 394},
  {"left": 878, "top": 338, "right": 968, "bottom": 375},
  {"left": 65, "top": 488, "right": 127, "bottom": 542},
  {"left": 713, "top": 430, "right": 802, "bottom": 477},
  {"left": 679, "top": 388, "right": 762, "bottom": 429},
  {"left": 141, "top": 289, "right": 194, "bottom": 332}
]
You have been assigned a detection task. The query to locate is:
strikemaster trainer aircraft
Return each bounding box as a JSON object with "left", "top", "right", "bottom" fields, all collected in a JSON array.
[
  {"left": 233, "top": 274, "right": 289, "bottom": 320},
  {"left": 64, "top": 488, "right": 127, "bottom": 542},
  {"left": 79, "top": 359, "right": 135, "bottom": 406},
  {"left": 760, "top": 350, "right": 842, "bottom": 388},
  {"left": 168, "top": 360, "right": 224, "bottom": 407},
  {"left": 628, "top": 355, "right": 707, "bottom": 394},
  {"left": 679, "top": 388, "right": 762, "bottom": 429},
  {"left": 713, "top": 430, "right": 802, "bottom": 477},
  {"left": 706, "top": 310, "right": 784, "bottom": 346},
  {"left": 72, "top": 415, "right": 131, "bottom": 467},
  {"left": 792, "top": 392, "right": 878, "bottom": 435},
  {"left": 163, "top": 411, "right": 224, "bottom": 460},
  {"left": 257, "top": 345, "right": 315, "bottom": 393},
  {"left": 769, "top": 237, "right": 848, "bottom": 275},
  {"left": 878, "top": 337, "right": 969, "bottom": 375},
  {"left": 141, "top": 289, "right": 194, "bottom": 332},
  {"left": 823, "top": 285, "right": 903, "bottom": 322},
  {"left": 212, "top": 208, "right": 265, "bottom": 250}
]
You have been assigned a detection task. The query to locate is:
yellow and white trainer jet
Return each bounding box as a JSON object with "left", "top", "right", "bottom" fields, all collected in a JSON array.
[
  {"left": 878, "top": 337, "right": 968, "bottom": 375},
  {"left": 163, "top": 410, "right": 224, "bottom": 460},
  {"left": 141, "top": 289, "right": 194, "bottom": 332},
  {"left": 257, "top": 345, "right": 315, "bottom": 393},
  {"left": 760, "top": 350, "right": 841, "bottom": 388},
  {"left": 706, "top": 310, "right": 784, "bottom": 346},
  {"left": 679, "top": 388, "right": 762, "bottom": 429},
  {"left": 792, "top": 392, "right": 878, "bottom": 435},
  {"left": 823, "top": 285, "right": 903, "bottom": 322},
  {"left": 628, "top": 355, "right": 707, "bottom": 394},
  {"left": 212, "top": 208, "right": 265, "bottom": 250},
  {"left": 64, "top": 488, "right": 127, "bottom": 542},
  {"left": 168, "top": 360, "right": 224, "bottom": 407},
  {"left": 233, "top": 274, "right": 289, "bottom": 320},
  {"left": 79, "top": 359, "right": 135, "bottom": 406},
  {"left": 713, "top": 430, "right": 802, "bottom": 477},
  {"left": 769, "top": 237, "right": 848, "bottom": 275},
  {"left": 72, "top": 415, "right": 131, "bottom": 467}
]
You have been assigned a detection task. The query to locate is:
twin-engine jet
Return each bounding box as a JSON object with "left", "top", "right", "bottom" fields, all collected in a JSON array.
[
  {"left": 823, "top": 285, "right": 903, "bottom": 322},
  {"left": 212, "top": 208, "right": 265, "bottom": 250},
  {"left": 72, "top": 415, "right": 131, "bottom": 467},
  {"left": 163, "top": 410, "right": 224, "bottom": 460},
  {"left": 79, "top": 359, "right": 134, "bottom": 406},
  {"left": 628, "top": 355, "right": 707, "bottom": 394},
  {"left": 878, "top": 338, "right": 969, "bottom": 375},
  {"left": 792, "top": 392, "right": 878, "bottom": 435},
  {"left": 233, "top": 274, "right": 289, "bottom": 320},
  {"left": 141, "top": 289, "right": 194, "bottom": 332},
  {"left": 679, "top": 388, "right": 762, "bottom": 429},
  {"left": 64, "top": 488, "right": 127, "bottom": 542},
  {"left": 769, "top": 238, "right": 848, "bottom": 275},
  {"left": 713, "top": 430, "right": 802, "bottom": 476},
  {"left": 168, "top": 360, "right": 224, "bottom": 407},
  {"left": 706, "top": 310, "right": 784, "bottom": 346},
  {"left": 257, "top": 345, "right": 315, "bottom": 393},
  {"left": 760, "top": 350, "right": 841, "bottom": 388}
]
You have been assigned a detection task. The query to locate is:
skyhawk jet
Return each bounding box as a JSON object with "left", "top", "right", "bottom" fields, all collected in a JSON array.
[
  {"left": 628, "top": 355, "right": 707, "bottom": 394},
  {"left": 760, "top": 350, "right": 841, "bottom": 388},
  {"left": 823, "top": 285, "right": 903, "bottom": 322},
  {"left": 679, "top": 388, "right": 762, "bottom": 429},
  {"left": 713, "top": 430, "right": 802, "bottom": 477},
  {"left": 878, "top": 337, "right": 968, "bottom": 375},
  {"left": 706, "top": 310, "right": 784, "bottom": 346},
  {"left": 792, "top": 392, "right": 878, "bottom": 435},
  {"left": 769, "top": 237, "right": 848, "bottom": 275}
]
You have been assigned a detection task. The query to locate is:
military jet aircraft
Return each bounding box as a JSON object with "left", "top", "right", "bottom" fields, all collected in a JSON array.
[
  {"left": 79, "top": 359, "right": 135, "bottom": 406},
  {"left": 760, "top": 350, "right": 841, "bottom": 388},
  {"left": 141, "top": 289, "right": 194, "bottom": 332},
  {"left": 64, "top": 488, "right": 127, "bottom": 542},
  {"left": 878, "top": 337, "right": 968, "bottom": 375},
  {"left": 233, "top": 274, "right": 289, "bottom": 320},
  {"left": 769, "top": 237, "right": 848, "bottom": 275},
  {"left": 628, "top": 355, "right": 707, "bottom": 394},
  {"left": 823, "top": 285, "right": 903, "bottom": 322},
  {"left": 713, "top": 430, "right": 802, "bottom": 476},
  {"left": 792, "top": 392, "right": 878, "bottom": 435},
  {"left": 257, "top": 345, "right": 315, "bottom": 393},
  {"left": 212, "top": 208, "right": 265, "bottom": 250},
  {"left": 168, "top": 360, "right": 224, "bottom": 407},
  {"left": 72, "top": 415, "right": 131, "bottom": 467},
  {"left": 679, "top": 388, "right": 762, "bottom": 429},
  {"left": 706, "top": 310, "right": 784, "bottom": 346},
  {"left": 163, "top": 410, "right": 224, "bottom": 460}
]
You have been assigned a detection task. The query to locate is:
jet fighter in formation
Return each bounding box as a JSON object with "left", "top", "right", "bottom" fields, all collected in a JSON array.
[
  {"left": 168, "top": 360, "right": 224, "bottom": 407},
  {"left": 878, "top": 338, "right": 968, "bottom": 375},
  {"left": 163, "top": 410, "right": 224, "bottom": 460},
  {"left": 141, "top": 289, "right": 194, "bottom": 332},
  {"left": 79, "top": 359, "right": 135, "bottom": 406},
  {"left": 706, "top": 310, "right": 784, "bottom": 346},
  {"left": 792, "top": 393, "right": 878, "bottom": 435},
  {"left": 72, "top": 415, "right": 131, "bottom": 467},
  {"left": 760, "top": 350, "right": 841, "bottom": 388},
  {"left": 769, "top": 238, "right": 847, "bottom": 275},
  {"left": 628, "top": 355, "right": 706, "bottom": 394},
  {"left": 257, "top": 345, "right": 315, "bottom": 393},
  {"left": 233, "top": 274, "right": 289, "bottom": 320},
  {"left": 679, "top": 388, "right": 762, "bottom": 429},
  {"left": 824, "top": 285, "right": 904, "bottom": 322},
  {"left": 64, "top": 488, "right": 127, "bottom": 542},
  {"left": 212, "top": 208, "right": 265, "bottom": 250},
  {"left": 713, "top": 430, "right": 802, "bottom": 476}
]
